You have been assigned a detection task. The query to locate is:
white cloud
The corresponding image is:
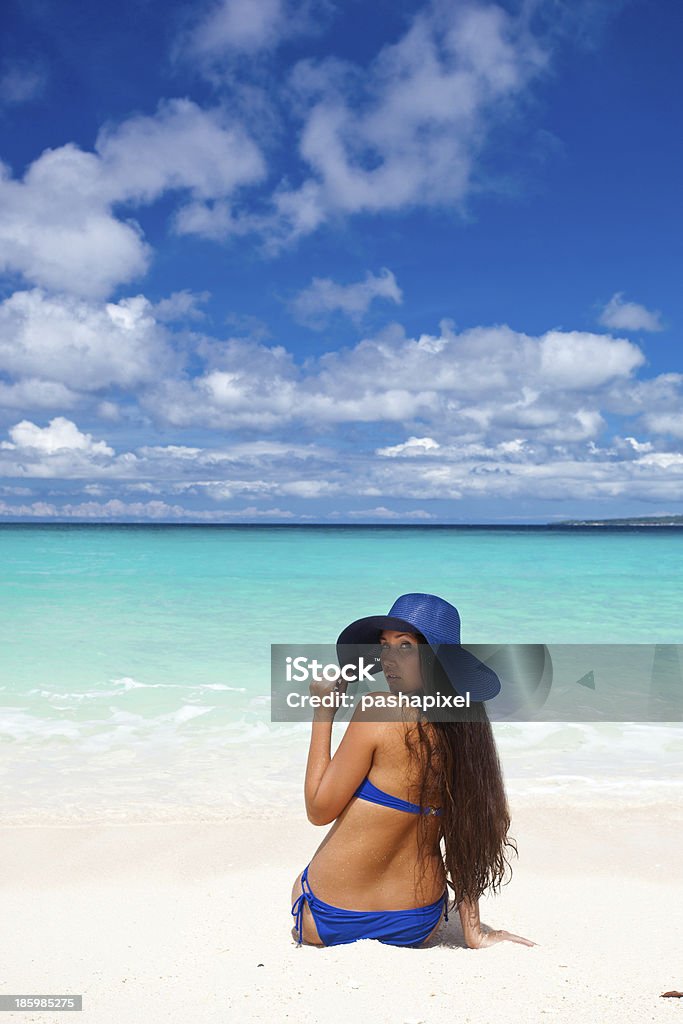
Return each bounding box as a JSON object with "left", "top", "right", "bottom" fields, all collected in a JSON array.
[
  {"left": 0, "top": 422, "right": 339, "bottom": 491},
  {"left": 138, "top": 320, "right": 653, "bottom": 439},
  {"left": 1, "top": 417, "right": 114, "bottom": 456},
  {"left": 264, "top": 1, "right": 548, "bottom": 244},
  {"left": 527, "top": 407, "right": 606, "bottom": 443},
  {"left": 346, "top": 506, "right": 436, "bottom": 519},
  {"left": 602, "top": 374, "right": 683, "bottom": 452},
  {"left": 185, "top": 0, "right": 286, "bottom": 57},
  {"left": 170, "top": 476, "right": 340, "bottom": 499},
  {"left": 0, "top": 498, "right": 298, "bottom": 520},
  {"left": 0, "top": 417, "right": 141, "bottom": 478},
  {"left": 376, "top": 436, "right": 440, "bottom": 457},
  {"left": 599, "top": 292, "right": 664, "bottom": 332},
  {"left": 376, "top": 436, "right": 538, "bottom": 460},
  {"left": 96, "top": 98, "right": 265, "bottom": 205},
  {"left": 171, "top": 199, "right": 263, "bottom": 241},
  {"left": 0, "top": 99, "right": 265, "bottom": 298},
  {"left": 640, "top": 412, "right": 683, "bottom": 440},
  {"left": 538, "top": 330, "right": 645, "bottom": 388},
  {"left": 181, "top": 0, "right": 328, "bottom": 61},
  {"left": 0, "top": 289, "right": 180, "bottom": 391},
  {"left": 137, "top": 439, "right": 330, "bottom": 465},
  {"left": 97, "top": 401, "right": 123, "bottom": 421},
  {"left": 359, "top": 449, "right": 683, "bottom": 504},
  {"left": 0, "top": 377, "right": 79, "bottom": 410},
  {"left": 290, "top": 268, "right": 402, "bottom": 326},
  {"left": 2, "top": 398, "right": 683, "bottom": 514},
  {"left": 151, "top": 290, "right": 211, "bottom": 322},
  {"left": 0, "top": 150, "right": 150, "bottom": 299},
  {"left": 620, "top": 436, "right": 653, "bottom": 453},
  {"left": 634, "top": 452, "right": 683, "bottom": 469},
  {"left": 2, "top": 290, "right": 682, "bottom": 516},
  {"left": 0, "top": 485, "right": 32, "bottom": 495}
]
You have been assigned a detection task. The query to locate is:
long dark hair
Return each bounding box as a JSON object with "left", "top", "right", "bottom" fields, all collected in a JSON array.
[{"left": 404, "top": 635, "right": 518, "bottom": 911}]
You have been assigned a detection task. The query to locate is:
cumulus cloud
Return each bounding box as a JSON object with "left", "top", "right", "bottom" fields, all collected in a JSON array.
[
  {"left": 0, "top": 377, "right": 79, "bottom": 410},
  {"left": 0, "top": 417, "right": 140, "bottom": 478},
  {"left": 2, "top": 417, "right": 114, "bottom": 456},
  {"left": 2, "top": 408, "right": 683, "bottom": 515},
  {"left": 0, "top": 150, "right": 151, "bottom": 299},
  {"left": 0, "top": 289, "right": 181, "bottom": 392},
  {"left": 0, "top": 99, "right": 265, "bottom": 298},
  {"left": 137, "top": 320, "right": 655, "bottom": 439},
  {"left": 262, "top": 1, "right": 549, "bottom": 244},
  {"left": 598, "top": 292, "right": 664, "bottom": 332},
  {"left": 0, "top": 420, "right": 339, "bottom": 491},
  {"left": 290, "top": 268, "right": 402, "bottom": 326},
  {"left": 538, "top": 330, "right": 645, "bottom": 388},
  {"left": 151, "top": 290, "right": 211, "bottom": 322},
  {"left": 640, "top": 412, "right": 683, "bottom": 440},
  {"left": 96, "top": 98, "right": 265, "bottom": 205},
  {"left": 182, "top": 0, "right": 325, "bottom": 59},
  {"left": 174, "top": 1, "right": 553, "bottom": 247},
  {"left": 0, "top": 2, "right": 591, "bottom": 278},
  {"left": 2, "top": 306, "right": 682, "bottom": 517}
]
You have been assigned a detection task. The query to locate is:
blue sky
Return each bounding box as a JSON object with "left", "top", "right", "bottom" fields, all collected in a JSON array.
[{"left": 0, "top": 0, "right": 681, "bottom": 523}]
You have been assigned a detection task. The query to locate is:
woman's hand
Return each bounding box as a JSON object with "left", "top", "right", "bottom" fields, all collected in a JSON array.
[
  {"left": 308, "top": 675, "right": 347, "bottom": 700},
  {"left": 308, "top": 675, "right": 347, "bottom": 720},
  {"left": 467, "top": 927, "right": 538, "bottom": 949}
]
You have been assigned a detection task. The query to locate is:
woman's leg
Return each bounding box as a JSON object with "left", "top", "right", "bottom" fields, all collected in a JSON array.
[{"left": 290, "top": 870, "right": 324, "bottom": 946}]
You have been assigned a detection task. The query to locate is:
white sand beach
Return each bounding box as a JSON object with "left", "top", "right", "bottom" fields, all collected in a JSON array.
[{"left": 2, "top": 796, "right": 682, "bottom": 1024}]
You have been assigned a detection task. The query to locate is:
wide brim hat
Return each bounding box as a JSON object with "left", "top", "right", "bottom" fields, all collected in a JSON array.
[{"left": 336, "top": 592, "right": 501, "bottom": 703}]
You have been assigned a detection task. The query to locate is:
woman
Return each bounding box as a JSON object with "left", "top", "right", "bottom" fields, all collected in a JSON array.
[{"left": 290, "top": 592, "right": 537, "bottom": 950}]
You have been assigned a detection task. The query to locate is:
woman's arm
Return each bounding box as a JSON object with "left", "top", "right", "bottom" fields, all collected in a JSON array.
[
  {"left": 459, "top": 895, "right": 538, "bottom": 949},
  {"left": 459, "top": 896, "right": 485, "bottom": 948},
  {"left": 304, "top": 705, "right": 337, "bottom": 822},
  {"left": 303, "top": 686, "right": 382, "bottom": 826}
]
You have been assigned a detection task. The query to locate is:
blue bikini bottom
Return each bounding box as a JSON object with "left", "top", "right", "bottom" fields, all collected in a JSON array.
[{"left": 292, "top": 863, "right": 449, "bottom": 948}]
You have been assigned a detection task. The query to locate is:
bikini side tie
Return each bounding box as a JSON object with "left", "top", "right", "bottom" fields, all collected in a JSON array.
[{"left": 291, "top": 864, "right": 313, "bottom": 946}]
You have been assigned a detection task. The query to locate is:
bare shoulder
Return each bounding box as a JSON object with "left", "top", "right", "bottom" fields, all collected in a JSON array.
[
  {"left": 352, "top": 690, "right": 417, "bottom": 725},
  {"left": 350, "top": 690, "right": 388, "bottom": 720},
  {"left": 363, "top": 689, "right": 390, "bottom": 702}
]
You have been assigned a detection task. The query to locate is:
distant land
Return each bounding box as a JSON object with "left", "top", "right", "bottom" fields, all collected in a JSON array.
[{"left": 555, "top": 515, "right": 683, "bottom": 526}]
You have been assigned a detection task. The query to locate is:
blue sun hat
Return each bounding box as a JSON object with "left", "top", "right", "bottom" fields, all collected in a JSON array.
[{"left": 336, "top": 592, "right": 501, "bottom": 702}]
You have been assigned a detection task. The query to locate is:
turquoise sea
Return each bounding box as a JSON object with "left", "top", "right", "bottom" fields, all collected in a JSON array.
[{"left": 1, "top": 524, "right": 682, "bottom": 824}]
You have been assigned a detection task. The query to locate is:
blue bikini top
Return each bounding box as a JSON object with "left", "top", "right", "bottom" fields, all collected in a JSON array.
[{"left": 354, "top": 775, "right": 443, "bottom": 816}]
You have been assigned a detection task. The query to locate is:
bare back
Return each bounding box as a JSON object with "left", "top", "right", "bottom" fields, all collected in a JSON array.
[{"left": 305, "top": 716, "right": 446, "bottom": 910}]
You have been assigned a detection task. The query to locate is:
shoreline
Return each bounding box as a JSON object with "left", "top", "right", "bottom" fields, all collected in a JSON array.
[{"left": 2, "top": 772, "right": 683, "bottom": 828}]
